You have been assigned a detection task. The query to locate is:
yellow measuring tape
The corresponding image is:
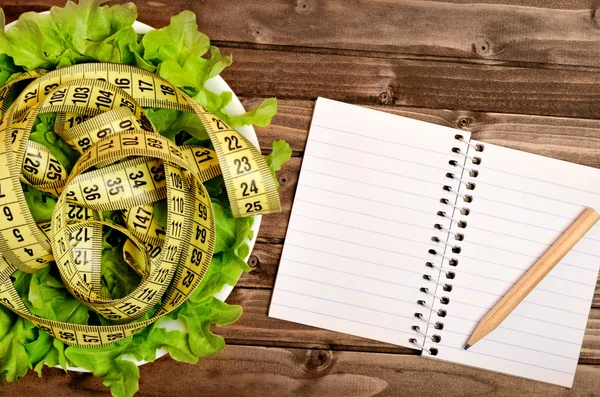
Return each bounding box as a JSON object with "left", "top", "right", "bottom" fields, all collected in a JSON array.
[{"left": 0, "top": 63, "right": 280, "bottom": 347}]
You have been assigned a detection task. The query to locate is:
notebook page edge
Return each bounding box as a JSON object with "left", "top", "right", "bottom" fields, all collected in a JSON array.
[
  {"left": 268, "top": 98, "right": 472, "bottom": 352},
  {"left": 422, "top": 139, "right": 599, "bottom": 387}
]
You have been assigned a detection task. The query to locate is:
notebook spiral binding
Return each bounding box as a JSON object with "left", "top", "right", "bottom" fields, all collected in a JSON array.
[{"left": 409, "top": 134, "right": 484, "bottom": 356}]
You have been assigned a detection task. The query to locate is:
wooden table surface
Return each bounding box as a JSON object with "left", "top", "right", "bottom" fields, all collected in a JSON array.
[{"left": 3, "top": 0, "right": 600, "bottom": 396}]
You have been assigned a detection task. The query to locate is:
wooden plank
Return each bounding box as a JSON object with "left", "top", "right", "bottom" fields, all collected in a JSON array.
[
  {"left": 4, "top": 345, "right": 600, "bottom": 396},
  {"left": 222, "top": 288, "right": 600, "bottom": 364},
  {"left": 17, "top": 0, "right": 600, "bottom": 67},
  {"left": 238, "top": 242, "right": 282, "bottom": 288},
  {"left": 9, "top": 1, "right": 600, "bottom": 70},
  {"left": 222, "top": 48, "right": 600, "bottom": 118},
  {"left": 7, "top": 6, "right": 600, "bottom": 117},
  {"left": 249, "top": 98, "right": 600, "bottom": 165}
]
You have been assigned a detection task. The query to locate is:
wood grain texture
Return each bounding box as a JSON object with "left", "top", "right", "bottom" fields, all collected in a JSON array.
[
  {"left": 10, "top": 0, "right": 600, "bottom": 69},
  {"left": 220, "top": 47, "right": 600, "bottom": 118},
  {"left": 247, "top": 98, "right": 600, "bottom": 166},
  {"left": 3, "top": 345, "right": 600, "bottom": 397},
  {"left": 2, "top": 0, "right": 600, "bottom": 395},
  {"left": 7, "top": 3, "right": 600, "bottom": 118}
]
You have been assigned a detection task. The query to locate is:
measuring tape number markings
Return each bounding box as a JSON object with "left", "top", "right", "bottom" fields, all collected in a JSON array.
[{"left": 0, "top": 63, "right": 280, "bottom": 347}]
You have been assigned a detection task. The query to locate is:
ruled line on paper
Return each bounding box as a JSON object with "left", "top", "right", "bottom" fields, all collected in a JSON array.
[
  {"left": 299, "top": 184, "right": 434, "bottom": 216},
  {"left": 453, "top": 266, "right": 595, "bottom": 293},
  {"left": 292, "top": 214, "right": 436, "bottom": 247},
  {"left": 270, "top": 97, "right": 469, "bottom": 351},
  {"left": 269, "top": 98, "right": 596, "bottom": 387},
  {"left": 310, "top": 123, "right": 600, "bottom": 225},
  {"left": 447, "top": 298, "right": 587, "bottom": 331},
  {"left": 423, "top": 139, "right": 600, "bottom": 388},
  {"left": 291, "top": 205, "right": 597, "bottom": 285},
  {"left": 281, "top": 258, "right": 423, "bottom": 291},
  {"left": 295, "top": 199, "right": 436, "bottom": 232},
  {"left": 439, "top": 344, "right": 575, "bottom": 376},
  {"left": 301, "top": 168, "right": 442, "bottom": 201},
  {"left": 458, "top": 251, "right": 596, "bottom": 274},
  {"left": 271, "top": 302, "right": 416, "bottom": 336},
  {"left": 285, "top": 243, "right": 429, "bottom": 273},
  {"left": 460, "top": 240, "right": 600, "bottom": 270},
  {"left": 467, "top": 223, "right": 600, "bottom": 253},
  {"left": 307, "top": 141, "right": 452, "bottom": 173},
  {"left": 439, "top": 329, "right": 578, "bottom": 361},
  {"left": 287, "top": 228, "right": 434, "bottom": 260},
  {"left": 287, "top": 241, "right": 594, "bottom": 298},
  {"left": 275, "top": 286, "right": 416, "bottom": 322},
  {"left": 442, "top": 312, "right": 582, "bottom": 346},
  {"left": 467, "top": 210, "right": 600, "bottom": 244},
  {"left": 311, "top": 123, "right": 454, "bottom": 157},
  {"left": 282, "top": 250, "right": 591, "bottom": 315},
  {"left": 477, "top": 161, "right": 600, "bottom": 198},
  {"left": 464, "top": 174, "right": 600, "bottom": 212}
]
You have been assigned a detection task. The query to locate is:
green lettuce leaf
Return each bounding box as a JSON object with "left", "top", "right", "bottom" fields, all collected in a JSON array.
[
  {"left": 174, "top": 297, "right": 242, "bottom": 359},
  {"left": 26, "top": 334, "right": 67, "bottom": 376},
  {"left": 266, "top": 139, "right": 292, "bottom": 188},
  {"left": 212, "top": 201, "right": 253, "bottom": 256},
  {"left": 266, "top": 139, "right": 292, "bottom": 176},
  {"left": 0, "top": 0, "right": 141, "bottom": 70},
  {"left": 146, "top": 108, "right": 207, "bottom": 143},
  {"left": 20, "top": 266, "right": 88, "bottom": 376},
  {"left": 227, "top": 98, "right": 278, "bottom": 128},
  {"left": 0, "top": 314, "right": 34, "bottom": 384},
  {"left": 141, "top": 10, "right": 209, "bottom": 66},
  {"left": 66, "top": 338, "right": 139, "bottom": 397},
  {"left": 28, "top": 267, "right": 89, "bottom": 325},
  {"left": 0, "top": 272, "right": 34, "bottom": 384},
  {"left": 0, "top": 2, "right": 291, "bottom": 396},
  {"left": 0, "top": 10, "right": 68, "bottom": 70},
  {"left": 0, "top": 52, "right": 18, "bottom": 87},
  {"left": 21, "top": 184, "right": 56, "bottom": 222}
]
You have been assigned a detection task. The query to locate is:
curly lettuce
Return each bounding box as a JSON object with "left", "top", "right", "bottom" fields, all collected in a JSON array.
[{"left": 0, "top": 1, "right": 292, "bottom": 396}]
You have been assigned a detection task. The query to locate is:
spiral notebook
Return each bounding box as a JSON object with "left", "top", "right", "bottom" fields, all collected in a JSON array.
[{"left": 268, "top": 98, "right": 600, "bottom": 388}]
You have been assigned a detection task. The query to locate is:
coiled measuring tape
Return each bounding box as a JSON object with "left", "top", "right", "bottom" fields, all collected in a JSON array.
[{"left": 0, "top": 63, "right": 280, "bottom": 347}]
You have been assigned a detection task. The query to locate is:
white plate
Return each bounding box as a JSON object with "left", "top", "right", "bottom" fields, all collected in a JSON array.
[{"left": 4, "top": 17, "right": 261, "bottom": 370}]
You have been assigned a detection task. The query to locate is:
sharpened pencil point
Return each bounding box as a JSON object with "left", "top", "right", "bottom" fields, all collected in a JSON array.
[{"left": 464, "top": 344, "right": 471, "bottom": 350}]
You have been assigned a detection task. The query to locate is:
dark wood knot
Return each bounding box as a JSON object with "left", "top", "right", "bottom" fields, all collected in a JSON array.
[
  {"left": 248, "top": 255, "right": 259, "bottom": 268},
  {"left": 378, "top": 90, "right": 393, "bottom": 105},
  {"left": 295, "top": 0, "right": 312, "bottom": 13},
  {"left": 249, "top": 26, "right": 262, "bottom": 39},
  {"left": 474, "top": 37, "right": 494, "bottom": 57},
  {"left": 277, "top": 172, "right": 290, "bottom": 185},
  {"left": 303, "top": 349, "right": 333, "bottom": 373},
  {"left": 458, "top": 117, "right": 471, "bottom": 128}
]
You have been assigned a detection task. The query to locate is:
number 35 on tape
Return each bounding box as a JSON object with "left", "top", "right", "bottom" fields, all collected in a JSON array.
[{"left": 0, "top": 63, "right": 281, "bottom": 347}]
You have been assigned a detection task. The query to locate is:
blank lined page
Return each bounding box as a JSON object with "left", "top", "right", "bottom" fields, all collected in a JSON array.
[
  {"left": 269, "top": 98, "right": 471, "bottom": 348},
  {"left": 424, "top": 140, "right": 600, "bottom": 387}
]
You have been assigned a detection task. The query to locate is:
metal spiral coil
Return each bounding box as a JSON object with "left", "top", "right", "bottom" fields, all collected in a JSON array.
[{"left": 410, "top": 134, "right": 484, "bottom": 355}]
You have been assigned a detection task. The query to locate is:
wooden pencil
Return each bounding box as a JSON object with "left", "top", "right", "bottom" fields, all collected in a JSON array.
[{"left": 464, "top": 207, "right": 600, "bottom": 350}]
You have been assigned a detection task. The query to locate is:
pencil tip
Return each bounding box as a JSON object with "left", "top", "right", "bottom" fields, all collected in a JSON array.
[{"left": 464, "top": 344, "right": 471, "bottom": 351}]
